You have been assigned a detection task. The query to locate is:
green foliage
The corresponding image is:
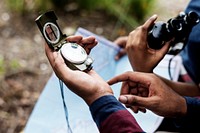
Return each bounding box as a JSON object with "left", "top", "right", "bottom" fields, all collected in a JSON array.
[
  {"left": 0, "top": 56, "right": 21, "bottom": 77},
  {"left": 75, "top": 0, "right": 102, "bottom": 11},
  {"left": 6, "top": 0, "right": 53, "bottom": 13},
  {"left": 34, "top": 0, "right": 53, "bottom": 12},
  {"left": 6, "top": 0, "right": 25, "bottom": 13},
  {"left": 75, "top": 0, "right": 156, "bottom": 28},
  {"left": 0, "top": 56, "right": 5, "bottom": 76},
  {"left": 128, "top": 0, "right": 156, "bottom": 22},
  {"left": 6, "top": 0, "right": 155, "bottom": 27},
  {"left": 51, "top": 0, "right": 69, "bottom": 8},
  {"left": 104, "top": 0, "right": 140, "bottom": 27},
  {"left": 9, "top": 59, "right": 21, "bottom": 70}
]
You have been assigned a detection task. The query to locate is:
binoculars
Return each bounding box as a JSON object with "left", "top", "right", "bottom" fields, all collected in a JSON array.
[{"left": 148, "top": 11, "right": 199, "bottom": 51}]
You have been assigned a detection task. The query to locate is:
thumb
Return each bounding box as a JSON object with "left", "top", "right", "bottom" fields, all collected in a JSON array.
[
  {"left": 159, "top": 40, "right": 171, "bottom": 55},
  {"left": 119, "top": 95, "right": 149, "bottom": 108},
  {"left": 143, "top": 14, "right": 158, "bottom": 30}
]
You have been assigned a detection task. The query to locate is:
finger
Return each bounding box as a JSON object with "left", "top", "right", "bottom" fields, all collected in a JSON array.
[
  {"left": 108, "top": 71, "right": 132, "bottom": 85},
  {"left": 114, "top": 37, "right": 127, "bottom": 60},
  {"left": 158, "top": 40, "right": 171, "bottom": 55},
  {"left": 75, "top": 36, "right": 98, "bottom": 54},
  {"left": 81, "top": 36, "right": 97, "bottom": 44},
  {"left": 137, "top": 14, "right": 158, "bottom": 43},
  {"left": 44, "top": 43, "right": 52, "bottom": 57},
  {"left": 45, "top": 43, "right": 56, "bottom": 66},
  {"left": 138, "top": 107, "right": 147, "bottom": 113},
  {"left": 143, "top": 14, "right": 158, "bottom": 30},
  {"left": 130, "top": 106, "right": 147, "bottom": 113},
  {"left": 45, "top": 42, "right": 71, "bottom": 65},
  {"left": 138, "top": 84, "right": 149, "bottom": 96},
  {"left": 114, "top": 36, "right": 127, "bottom": 59},
  {"left": 66, "top": 35, "right": 83, "bottom": 43},
  {"left": 114, "top": 36, "right": 128, "bottom": 45},
  {"left": 108, "top": 72, "right": 151, "bottom": 88},
  {"left": 119, "top": 95, "right": 151, "bottom": 109},
  {"left": 120, "top": 82, "right": 130, "bottom": 95},
  {"left": 84, "top": 43, "right": 97, "bottom": 54},
  {"left": 124, "top": 103, "right": 147, "bottom": 113},
  {"left": 130, "top": 106, "right": 139, "bottom": 113},
  {"left": 138, "top": 87, "right": 149, "bottom": 97},
  {"left": 130, "top": 88, "right": 138, "bottom": 95},
  {"left": 128, "top": 81, "right": 138, "bottom": 87},
  {"left": 115, "top": 49, "right": 126, "bottom": 60},
  {"left": 84, "top": 41, "right": 98, "bottom": 54},
  {"left": 45, "top": 45, "right": 72, "bottom": 81}
]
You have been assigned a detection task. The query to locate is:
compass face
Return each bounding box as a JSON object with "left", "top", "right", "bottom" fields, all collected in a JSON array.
[
  {"left": 43, "top": 22, "right": 60, "bottom": 44},
  {"left": 60, "top": 43, "right": 87, "bottom": 64}
]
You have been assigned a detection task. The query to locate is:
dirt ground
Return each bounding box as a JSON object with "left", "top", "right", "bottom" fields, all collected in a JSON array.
[{"left": 0, "top": 0, "right": 189, "bottom": 132}]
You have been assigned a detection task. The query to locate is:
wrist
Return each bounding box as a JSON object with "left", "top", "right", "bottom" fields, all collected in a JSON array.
[
  {"left": 86, "top": 93, "right": 114, "bottom": 106},
  {"left": 133, "top": 68, "right": 153, "bottom": 73},
  {"left": 85, "top": 87, "right": 114, "bottom": 105},
  {"left": 177, "top": 96, "right": 187, "bottom": 117},
  {"left": 89, "top": 95, "right": 126, "bottom": 128},
  {"left": 131, "top": 64, "right": 153, "bottom": 73},
  {"left": 183, "top": 96, "right": 200, "bottom": 117}
]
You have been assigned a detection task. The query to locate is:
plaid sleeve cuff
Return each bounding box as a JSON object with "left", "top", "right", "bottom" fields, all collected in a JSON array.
[{"left": 89, "top": 95, "right": 126, "bottom": 127}]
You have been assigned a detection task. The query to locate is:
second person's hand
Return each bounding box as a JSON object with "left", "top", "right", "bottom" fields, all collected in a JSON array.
[{"left": 108, "top": 71, "right": 187, "bottom": 117}]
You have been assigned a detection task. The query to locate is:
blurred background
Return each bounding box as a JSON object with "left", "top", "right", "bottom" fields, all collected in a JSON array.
[{"left": 0, "top": 0, "right": 189, "bottom": 132}]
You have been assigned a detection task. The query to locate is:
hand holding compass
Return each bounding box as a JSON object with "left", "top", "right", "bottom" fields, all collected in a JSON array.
[{"left": 35, "top": 11, "right": 96, "bottom": 71}]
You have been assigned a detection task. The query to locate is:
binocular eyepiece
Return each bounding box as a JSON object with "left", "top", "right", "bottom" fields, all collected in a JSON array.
[{"left": 148, "top": 11, "right": 200, "bottom": 50}]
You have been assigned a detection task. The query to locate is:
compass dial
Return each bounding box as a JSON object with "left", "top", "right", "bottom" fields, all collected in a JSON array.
[{"left": 60, "top": 43, "right": 87, "bottom": 64}]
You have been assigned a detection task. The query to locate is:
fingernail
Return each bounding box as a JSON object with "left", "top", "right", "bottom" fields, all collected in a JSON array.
[
  {"left": 115, "top": 56, "right": 119, "bottom": 60},
  {"left": 119, "top": 96, "right": 128, "bottom": 103},
  {"left": 151, "top": 14, "right": 157, "bottom": 19}
]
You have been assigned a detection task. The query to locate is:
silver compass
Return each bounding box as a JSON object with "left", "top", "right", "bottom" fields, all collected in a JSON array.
[{"left": 35, "top": 11, "right": 93, "bottom": 71}]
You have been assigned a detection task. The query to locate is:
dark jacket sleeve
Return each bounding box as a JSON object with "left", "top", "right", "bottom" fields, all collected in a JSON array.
[
  {"left": 89, "top": 95, "right": 144, "bottom": 133},
  {"left": 172, "top": 96, "right": 200, "bottom": 132}
]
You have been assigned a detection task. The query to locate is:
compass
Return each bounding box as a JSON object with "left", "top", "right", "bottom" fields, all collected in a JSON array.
[
  {"left": 35, "top": 11, "right": 93, "bottom": 71},
  {"left": 60, "top": 42, "right": 93, "bottom": 71}
]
